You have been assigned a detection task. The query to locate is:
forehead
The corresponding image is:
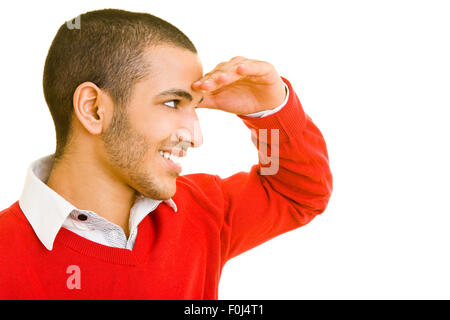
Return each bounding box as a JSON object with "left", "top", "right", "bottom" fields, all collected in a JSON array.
[{"left": 141, "top": 45, "right": 203, "bottom": 92}]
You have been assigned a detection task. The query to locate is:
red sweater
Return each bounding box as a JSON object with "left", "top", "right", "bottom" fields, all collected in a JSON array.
[{"left": 0, "top": 77, "right": 332, "bottom": 300}]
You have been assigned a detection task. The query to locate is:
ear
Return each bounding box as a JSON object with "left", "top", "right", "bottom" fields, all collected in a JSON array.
[{"left": 72, "top": 82, "right": 108, "bottom": 135}]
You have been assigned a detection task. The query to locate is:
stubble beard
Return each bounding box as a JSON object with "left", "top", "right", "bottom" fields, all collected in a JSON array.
[{"left": 101, "top": 106, "right": 173, "bottom": 200}]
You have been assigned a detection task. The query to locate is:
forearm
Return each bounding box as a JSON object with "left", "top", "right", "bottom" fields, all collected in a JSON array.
[
  {"left": 219, "top": 77, "right": 333, "bottom": 261},
  {"left": 239, "top": 76, "right": 332, "bottom": 216}
]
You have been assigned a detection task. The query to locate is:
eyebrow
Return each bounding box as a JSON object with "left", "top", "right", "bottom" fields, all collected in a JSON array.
[{"left": 156, "top": 89, "right": 204, "bottom": 105}]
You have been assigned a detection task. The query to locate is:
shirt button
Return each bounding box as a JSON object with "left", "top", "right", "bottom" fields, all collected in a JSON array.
[{"left": 77, "top": 214, "right": 88, "bottom": 221}]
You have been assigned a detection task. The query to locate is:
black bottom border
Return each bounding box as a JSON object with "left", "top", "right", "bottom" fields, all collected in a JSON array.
[{"left": 1, "top": 300, "right": 447, "bottom": 318}]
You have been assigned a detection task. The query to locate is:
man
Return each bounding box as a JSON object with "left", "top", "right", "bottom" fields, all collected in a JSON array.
[{"left": 0, "top": 8, "right": 332, "bottom": 299}]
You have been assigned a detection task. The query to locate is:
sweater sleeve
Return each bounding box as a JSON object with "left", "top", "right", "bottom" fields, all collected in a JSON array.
[{"left": 217, "top": 76, "right": 333, "bottom": 264}]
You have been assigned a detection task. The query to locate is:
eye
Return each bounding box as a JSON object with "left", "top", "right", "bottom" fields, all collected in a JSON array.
[{"left": 163, "top": 99, "right": 181, "bottom": 109}]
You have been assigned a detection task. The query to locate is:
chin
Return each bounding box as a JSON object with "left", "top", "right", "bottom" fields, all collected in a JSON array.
[
  {"left": 136, "top": 177, "right": 177, "bottom": 200},
  {"left": 157, "top": 186, "right": 177, "bottom": 201}
]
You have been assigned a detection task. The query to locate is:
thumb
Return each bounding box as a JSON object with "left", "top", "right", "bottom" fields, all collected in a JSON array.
[{"left": 195, "top": 93, "right": 217, "bottom": 110}]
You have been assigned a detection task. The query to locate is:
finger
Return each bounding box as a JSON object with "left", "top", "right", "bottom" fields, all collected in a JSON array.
[
  {"left": 201, "top": 59, "right": 237, "bottom": 80},
  {"left": 192, "top": 57, "right": 266, "bottom": 92},
  {"left": 229, "top": 56, "right": 247, "bottom": 63},
  {"left": 195, "top": 93, "right": 217, "bottom": 110},
  {"left": 236, "top": 60, "right": 273, "bottom": 78},
  {"left": 198, "top": 60, "right": 270, "bottom": 88},
  {"left": 192, "top": 71, "right": 240, "bottom": 91},
  {"left": 192, "top": 78, "right": 215, "bottom": 92},
  {"left": 193, "top": 57, "right": 247, "bottom": 84},
  {"left": 193, "top": 60, "right": 254, "bottom": 91}
]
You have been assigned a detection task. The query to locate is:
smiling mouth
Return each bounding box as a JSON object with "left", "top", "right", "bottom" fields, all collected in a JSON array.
[{"left": 158, "top": 150, "right": 182, "bottom": 174}]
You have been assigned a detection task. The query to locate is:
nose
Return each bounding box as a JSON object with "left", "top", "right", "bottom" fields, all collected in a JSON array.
[{"left": 174, "top": 112, "right": 203, "bottom": 149}]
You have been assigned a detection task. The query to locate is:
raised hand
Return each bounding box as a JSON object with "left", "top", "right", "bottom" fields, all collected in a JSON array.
[{"left": 192, "top": 56, "right": 286, "bottom": 116}]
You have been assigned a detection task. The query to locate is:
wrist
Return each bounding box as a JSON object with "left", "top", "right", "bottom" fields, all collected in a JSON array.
[{"left": 244, "top": 81, "right": 289, "bottom": 118}]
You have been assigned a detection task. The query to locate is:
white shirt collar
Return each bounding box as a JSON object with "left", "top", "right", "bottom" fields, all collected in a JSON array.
[{"left": 18, "top": 154, "right": 177, "bottom": 251}]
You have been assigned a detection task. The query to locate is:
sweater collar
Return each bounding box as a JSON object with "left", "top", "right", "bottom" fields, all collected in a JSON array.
[{"left": 18, "top": 154, "right": 177, "bottom": 251}]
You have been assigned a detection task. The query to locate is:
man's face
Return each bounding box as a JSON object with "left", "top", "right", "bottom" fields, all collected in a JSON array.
[{"left": 101, "top": 45, "right": 204, "bottom": 200}]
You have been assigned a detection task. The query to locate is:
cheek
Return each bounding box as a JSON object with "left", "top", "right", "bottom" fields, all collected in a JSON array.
[
  {"left": 142, "top": 117, "right": 176, "bottom": 145},
  {"left": 144, "top": 122, "right": 173, "bottom": 148},
  {"left": 129, "top": 107, "right": 178, "bottom": 150}
]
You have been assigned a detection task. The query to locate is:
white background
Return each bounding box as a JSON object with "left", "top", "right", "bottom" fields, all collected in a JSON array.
[{"left": 0, "top": 0, "right": 449, "bottom": 299}]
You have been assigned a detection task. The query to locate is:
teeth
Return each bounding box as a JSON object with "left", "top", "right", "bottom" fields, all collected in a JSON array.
[
  {"left": 159, "top": 150, "right": 181, "bottom": 166},
  {"left": 169, "top": 153, "right": 179, "bottom": 163}
]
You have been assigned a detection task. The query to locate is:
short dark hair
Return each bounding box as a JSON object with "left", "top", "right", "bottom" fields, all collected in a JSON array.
[{"left": 43, "top": 8, "right": 197, "bottom": 160}]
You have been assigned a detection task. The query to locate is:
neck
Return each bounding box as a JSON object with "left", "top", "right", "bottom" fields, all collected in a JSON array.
[{"left": 46, "top": 153, "right": 136, "bottom": 238}]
